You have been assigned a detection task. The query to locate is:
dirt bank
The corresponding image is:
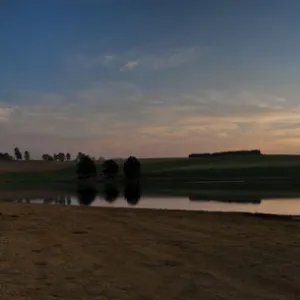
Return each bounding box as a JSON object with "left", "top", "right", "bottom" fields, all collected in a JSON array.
[{"left": 0, "top": 203, "right": 299, "bottom": 300}]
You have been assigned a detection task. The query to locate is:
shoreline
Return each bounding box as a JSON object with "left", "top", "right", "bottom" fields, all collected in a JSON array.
[{"left": 1, "top": 203, "right": 299, "bottom": 299}]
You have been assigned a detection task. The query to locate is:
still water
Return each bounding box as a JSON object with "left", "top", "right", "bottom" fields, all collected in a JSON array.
[{"left": 8, "top": 193, "right": 300, "bottom": 216}]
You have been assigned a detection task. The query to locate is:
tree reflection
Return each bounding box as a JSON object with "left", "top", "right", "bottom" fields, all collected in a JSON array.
[
  {"left": 76, "top": 185, "right": 98, "bottom": 206},
  {"left": 124, "top": 182, "right": 141, "bottom": 205},
  {"left": 103, "top": 184, "right": 119, "bottom": 203}
]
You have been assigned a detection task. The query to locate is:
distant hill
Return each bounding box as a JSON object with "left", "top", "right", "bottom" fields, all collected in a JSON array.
[{"left": 189, "top": 150, "right": 262, "bottom": 158}]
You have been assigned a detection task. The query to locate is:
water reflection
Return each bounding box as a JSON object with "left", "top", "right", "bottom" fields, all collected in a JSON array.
[
  {"left": 189, "top": 194, "right": 261, "bottom": 203},
  {"left": 102, "top": 184, "right": 119, "bottom": 203},
  {"left": 3, "top": 185, "right": 300, "bottom": 216},
  {"left": 124, "top": 182, "right": 141, "bottom": 205},
  {"left": 76, "top": 185, "right": 98, "bottom": 205}
]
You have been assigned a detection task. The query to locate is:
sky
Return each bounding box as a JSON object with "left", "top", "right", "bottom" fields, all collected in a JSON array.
[{"left": 1, "top": 0, "right": 300, "bottom": 159}]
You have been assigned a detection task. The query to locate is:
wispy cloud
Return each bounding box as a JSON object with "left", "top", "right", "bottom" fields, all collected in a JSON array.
[
  {"left": 134, "top": 46, "right": 203, "bottom": 70},
  {"left": 1, "top": 85, "right": 299, "bottom": 157},
  {"left": 120, "top": 60, "right": 139, "bottom": 71},
  {"left": 68, "top": 53, "right": 118, "bottom": 69},
  {"left": 69, "top": 45, "right": 205, "bottom": 73},
  {"left": 0, "top": 106, "right": 15, "bottom": 123}
]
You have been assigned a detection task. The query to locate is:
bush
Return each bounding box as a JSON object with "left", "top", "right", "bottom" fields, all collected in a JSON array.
[
  {"left": 76, "top": 155, "right": 97, "bottom": 179},
  {"left": 123, "top": 156, "right": 141, "bottom": 180},
  {"left": 102, "top": 159, "right": 119, "bottom": 179}
]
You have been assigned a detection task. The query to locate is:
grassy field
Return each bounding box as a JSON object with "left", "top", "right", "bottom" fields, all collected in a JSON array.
[
  {"left": 0, "top": 203, "right": 299, "bottom": 300},
  {"left": 1, "top": 154, "right": 300, "bottom": 187}
]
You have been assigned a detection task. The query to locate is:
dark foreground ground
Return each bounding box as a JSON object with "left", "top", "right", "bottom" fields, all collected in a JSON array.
[{"left": 0, "top": 203, "right": 299, "bottom": 300}]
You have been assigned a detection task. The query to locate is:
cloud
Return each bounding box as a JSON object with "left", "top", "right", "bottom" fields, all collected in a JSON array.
[
  {"left": 135, "top": 46, "right": 203, "bottom": 70},
  {"left": 68, "top": 53, "right": 118, "bottom": 69},
  {"left": 1, "top": 85, "right": 299, "bottom": 158},
  {"left": 69, "top": 45, "right": 204, "bottom": 73},
  {"left": 0, "top": 106, "right": 15, "bottom": 123},
  {"left": 120, "top": 61, "right": 139, "bottom": 71}
]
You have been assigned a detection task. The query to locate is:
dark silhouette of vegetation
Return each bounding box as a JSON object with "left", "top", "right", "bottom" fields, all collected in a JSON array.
[
  {"left": 124, "top": 182, "right": 141, "bottom": 205},
  {"left": 24, "top": 150, "right": 30, "bottom": 161},
  {"left": 76, "top": 185, "right": 98, "bottom": 205},
  {"left": 123, "top": 156, "right": 141, "bottom": 180},
  {"left": 0, "top": 152, "right": 14, "bottom": 161},
  {"left": 66, "top": 153, "right": 71, "bottom": 161},
  {"left": 76, "top": 154, "right": 97, "bottom": 179},
  {"left": 14, "top": 147, "right": 22, "bottom": 160},
  {"left": 76, "top": 152, "right": 84, "bottom": 161},
  {"left": 103, "top": 184, "right": 119, "bottom": 202},
  {"left": 189, "top": 149, "right": 262, "bottom": 158},
  {"left": 102, "top": 159, "right": 119, "bottom": 179},
  {"left": 42, "top": 154, "right": 54, "bottom": 161},
  {"left": 57, "top": 152, "right": 65, "bottom": 162}
]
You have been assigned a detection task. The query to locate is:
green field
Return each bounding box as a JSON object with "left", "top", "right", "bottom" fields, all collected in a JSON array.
[{"left": 1, "top": 154, "right": 300, "bottom": 188}]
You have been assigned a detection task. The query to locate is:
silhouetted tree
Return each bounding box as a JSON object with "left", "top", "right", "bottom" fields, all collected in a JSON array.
[
  {"left": 124, "top": 182, "right": 141, "bottom": 205},
  {"left": 66, "top": 153, "right": 71, "bottom": 161},
  {"left": 102, "top": 159, "right": 119, "bottom": 179},
  {"left": 76, "top": 154, "right": 97, "bottom": 179},
  {"left": 123, "top": 156, "right": 141, "bottom": 180},
  {"left": 76, "top": 184, "right": 98, "bottom": 205},
  {"left": 42, "top": 154, "right": 54, "bottom": 161},
  {"left": 24, "top": 150, "right": 30, "bottom": 161},
  {"left": 14, "top": 147, "right": 22, "bottom": 160},
  {"left": 57, "top": 152, "right": 65, "bottom": 162},
  {"left": 0, "top": 152, "right": 13, "bottom": 161},
  {"left": 103, "top": 184, "right": 119, "bottom": 202},
  {"left": 76, "top": 152, "right": 83, "bottom": 162}
]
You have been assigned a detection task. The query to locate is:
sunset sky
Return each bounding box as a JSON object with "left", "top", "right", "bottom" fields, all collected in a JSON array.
[{"left": 1, "top": 0, "right": 300, "bottom": 158}]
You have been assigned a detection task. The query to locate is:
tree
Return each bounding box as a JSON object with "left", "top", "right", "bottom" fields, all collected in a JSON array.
[
  {"left": 0, "top": 152, "right": 13, "bottom": 161},
  {"left": 123, "top": 156, "right": 141, "bottom": 180},
  {"left": 42, "top": 154, "right": 54, "bottom": 161},
  {"left": 14, "top": 147, "right": 22, "bottom": 160},
  {"left": 102, "top": 159, "right": 119, "bottom": 179},
  {"left": 57, "top": 152, "right": 65, "bottom": 162},
  {"left": 76, "top": 152, "right": 83, "bottom": 162},
  {"left": 76, "top": 154, "right": 97, "bottom": 179},
  {"left": 66, "top": 153, "right": 71, "bottom": 161},
  {"left": 24, "top": 150, "right": 30, "bottom": 161}
]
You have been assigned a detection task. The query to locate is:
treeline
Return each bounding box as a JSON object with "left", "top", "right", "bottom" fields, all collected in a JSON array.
[
  {"left": 0, "top": 148, "right": 104, "bottom": 163},
  {"left": 0, "top": 147, "right": 30, "bottom": 161},
  {"left": 41, "top": 151, "right": 103, "bottom": 162},
  {"left": 189, "top": 149, "right": 262, "bottom": 158},
  {"left": 77, "top": 155, "right": 141, "bottom": 180},
  {"left": 42, "top": 152, "right": 71, "bottom": 162}
]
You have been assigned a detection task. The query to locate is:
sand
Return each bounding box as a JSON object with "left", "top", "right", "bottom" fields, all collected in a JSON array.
[{"left": 0, "top": 203, "right": 299, "bottom": 300}]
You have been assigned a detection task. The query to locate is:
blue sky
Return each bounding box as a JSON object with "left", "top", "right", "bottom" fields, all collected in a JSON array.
[{"left": 1, "top": 0, "right": 300, "bottom": 158}]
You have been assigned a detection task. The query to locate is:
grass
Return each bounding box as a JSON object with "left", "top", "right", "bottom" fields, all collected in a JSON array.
[
  {"left": 0, "top": 202, "right": 299, "bottom": 300},
  {"left": 1, "top": 154, "right": 300, "bottom": 187}
]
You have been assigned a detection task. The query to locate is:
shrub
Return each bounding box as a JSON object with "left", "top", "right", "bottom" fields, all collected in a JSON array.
[
  {"left": 123, "top": 156, "right": 141, "bottom": 180},
  {"left": 76, "top": 155, "right": 97, "bottom": 179}
]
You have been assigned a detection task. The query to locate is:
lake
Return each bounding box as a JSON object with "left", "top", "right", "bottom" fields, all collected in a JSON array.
[{"left": 2, "top": 186, "right": 300, "bottom": 216}]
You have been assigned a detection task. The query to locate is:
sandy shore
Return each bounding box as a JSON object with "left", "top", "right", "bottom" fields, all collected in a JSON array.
[{"left": 0, "top": 203, "right": 299, "bottom": 300}]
